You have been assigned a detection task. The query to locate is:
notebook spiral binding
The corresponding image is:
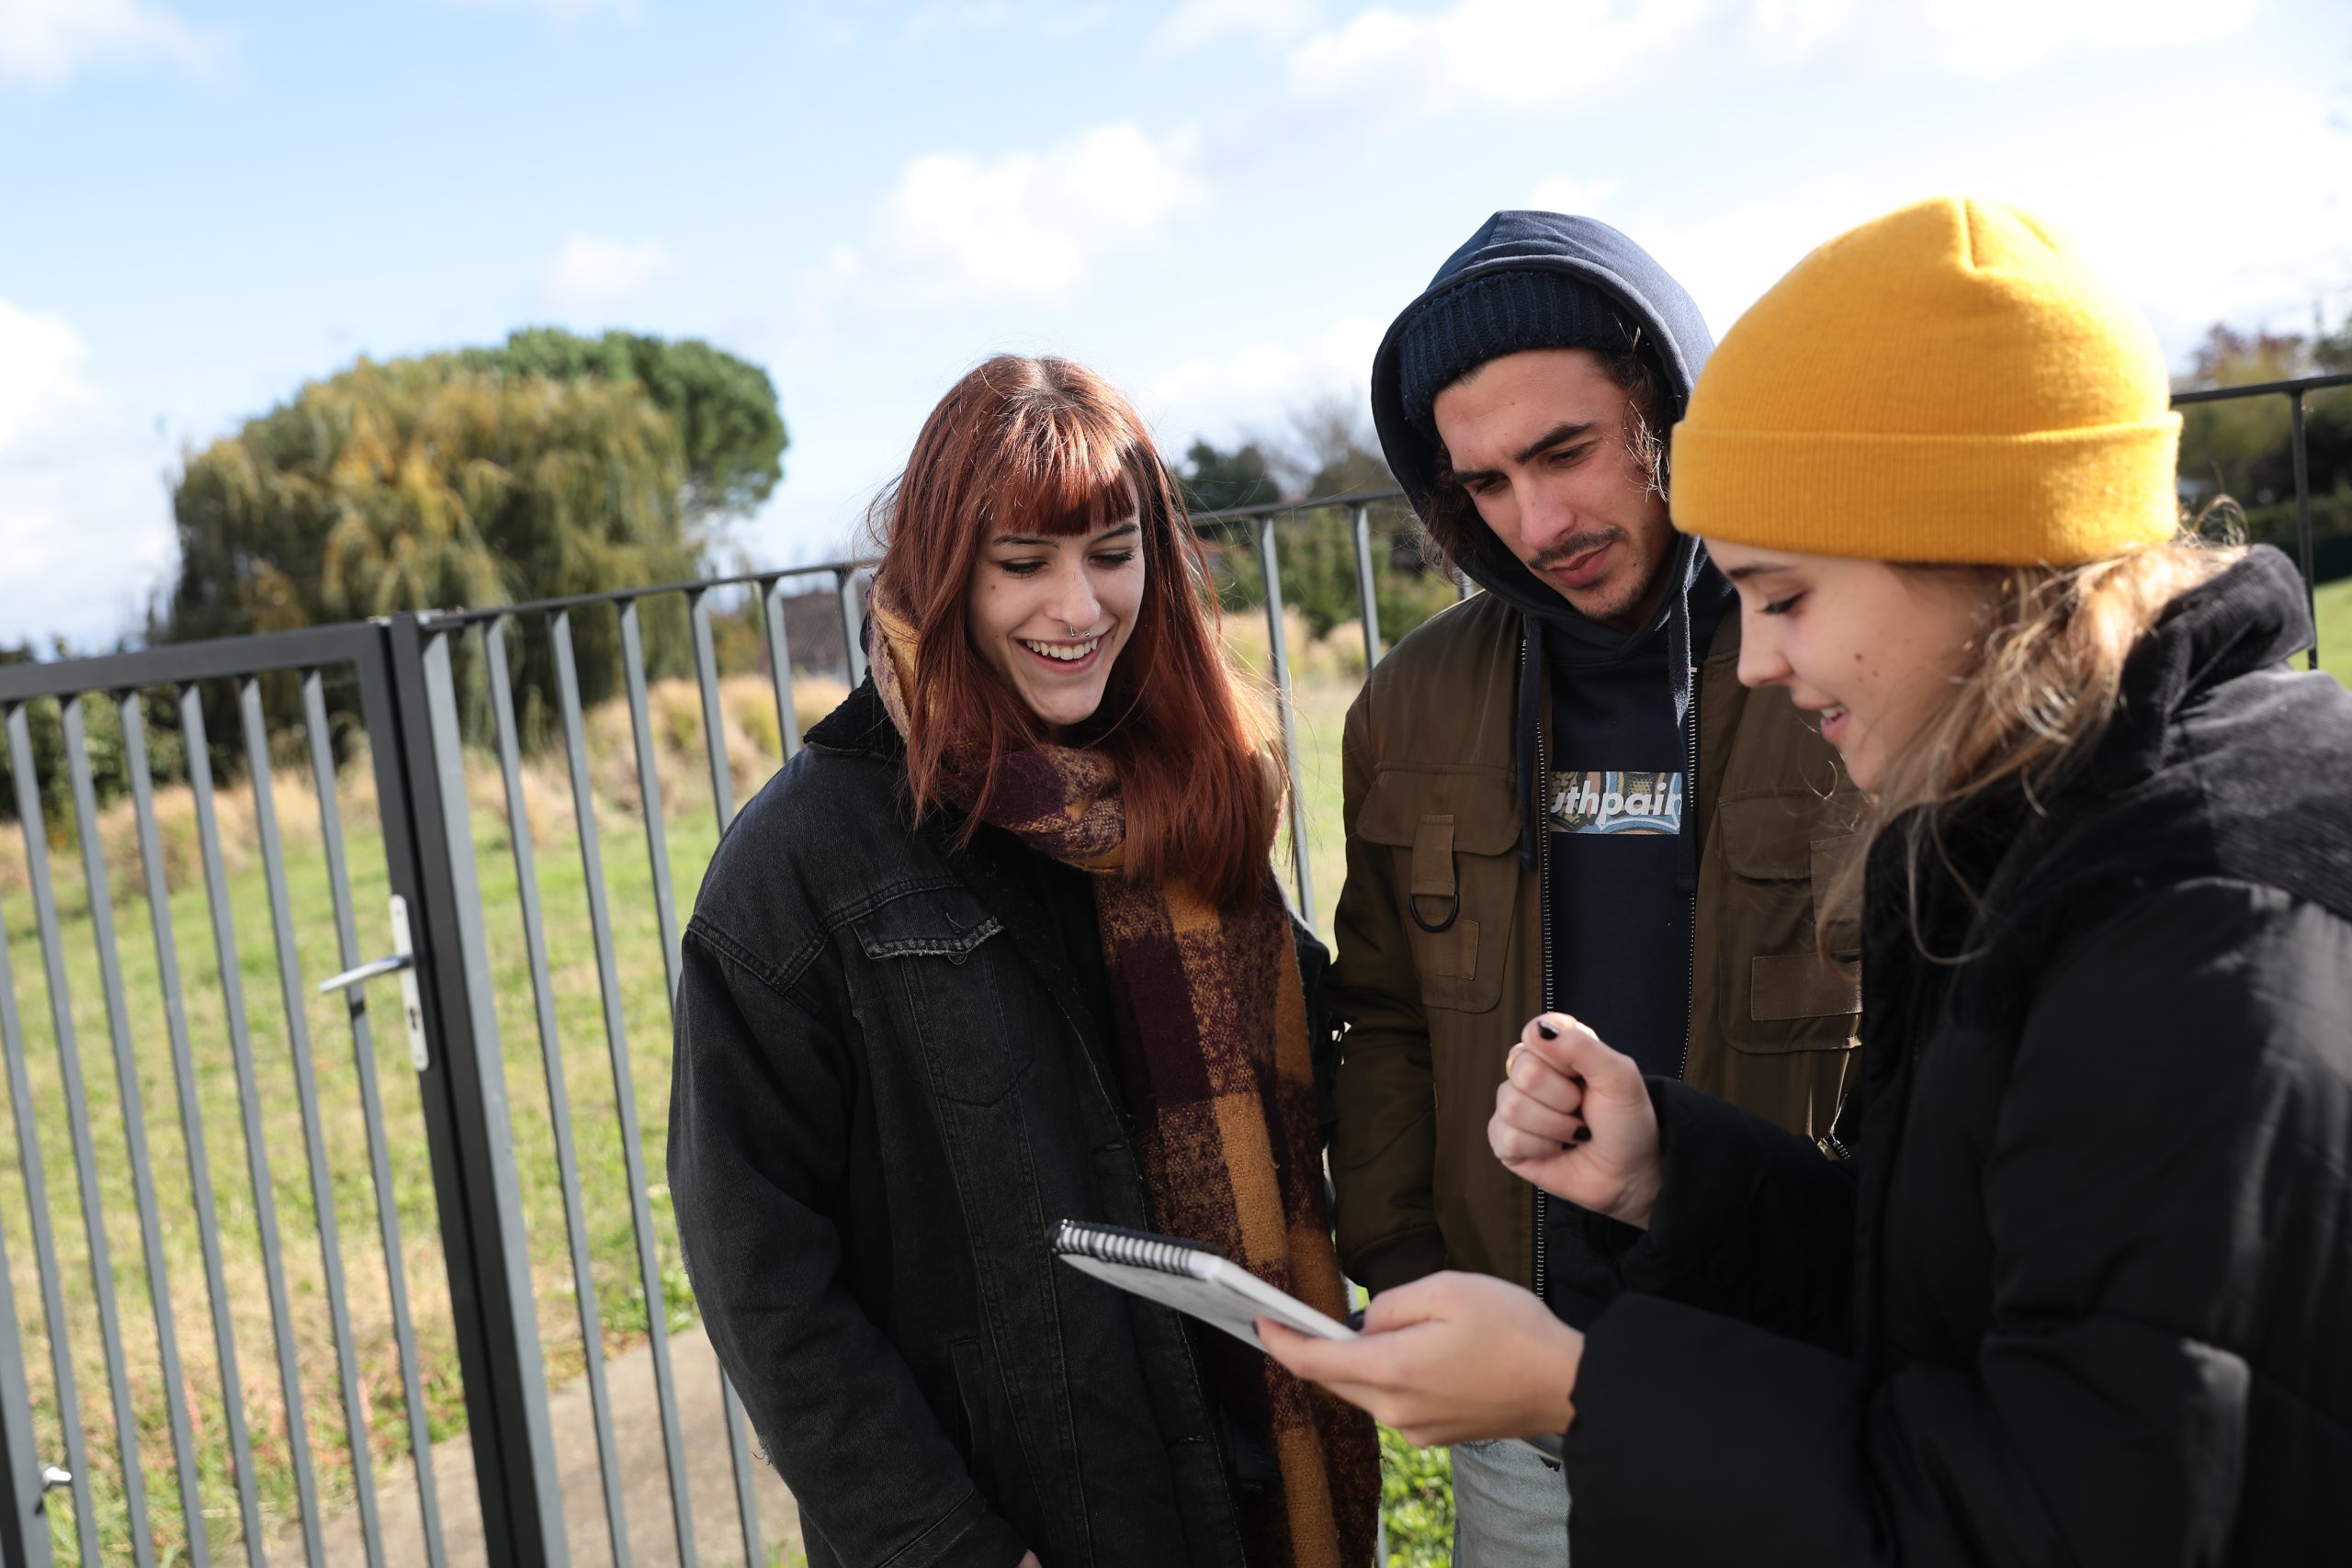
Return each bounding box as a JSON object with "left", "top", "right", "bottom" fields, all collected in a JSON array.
[{"left": 1051, "top": 1220, "right": 1206, "bottom": 1276}]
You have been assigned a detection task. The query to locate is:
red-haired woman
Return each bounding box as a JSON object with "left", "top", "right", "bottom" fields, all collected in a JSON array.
[{"left": 669, "top": 355, "right": 1377, "bottom": 1568}]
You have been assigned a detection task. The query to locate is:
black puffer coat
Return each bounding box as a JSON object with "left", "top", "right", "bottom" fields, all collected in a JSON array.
[{"left": 1563, "top": 548, "right": 2352, "bottom": 1564}]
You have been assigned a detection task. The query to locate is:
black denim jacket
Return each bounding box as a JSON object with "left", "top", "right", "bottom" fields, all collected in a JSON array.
[{"left": 669, "top": 681, "right": 1323, "bottom": 1568}]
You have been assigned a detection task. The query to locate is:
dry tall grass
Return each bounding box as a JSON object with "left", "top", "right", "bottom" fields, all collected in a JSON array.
[{"left": 0, "top": 674, "right": 853, "bottom": 908}]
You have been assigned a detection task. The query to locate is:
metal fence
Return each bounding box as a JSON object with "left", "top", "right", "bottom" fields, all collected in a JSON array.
[
  {"left": 0, "top": 582, "right": 874, "bottom": 1567},
  {"left": 0, "top": 370, "right": 2340, "bottom": 1566}
]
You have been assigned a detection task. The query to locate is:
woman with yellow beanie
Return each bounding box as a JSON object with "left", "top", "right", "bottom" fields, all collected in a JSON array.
[{"left": 1263, "top": 196, "right": 2352, "bottom": 1562}]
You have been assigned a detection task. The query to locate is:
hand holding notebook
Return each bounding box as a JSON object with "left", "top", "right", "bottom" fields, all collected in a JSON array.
[{"left": 1050, "top": 1219, "right": 1564, "bottom": 1461}]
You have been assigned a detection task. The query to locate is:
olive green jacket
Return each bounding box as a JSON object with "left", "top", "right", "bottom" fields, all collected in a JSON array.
[{"left": 1329, "top": 590, "right": 1864, "bottom": 1297}]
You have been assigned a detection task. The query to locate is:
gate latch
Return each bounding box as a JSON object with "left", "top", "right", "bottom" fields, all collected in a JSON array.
[{"left": 315, "top": 895, "right": 431, "bottom": 1073}]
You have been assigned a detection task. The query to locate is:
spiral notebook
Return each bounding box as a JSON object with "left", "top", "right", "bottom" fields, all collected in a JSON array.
[
  {"left": 1050, "top": 1219, "right": 1352, "bottom": 1350},
  {"left": 1051, "top": 1218, "right": 1566, "bottom": 1461}
]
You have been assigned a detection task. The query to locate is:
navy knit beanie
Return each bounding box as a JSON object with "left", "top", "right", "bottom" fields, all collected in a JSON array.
[{"left": 1395, "top": 269, "right": 1635, "bottom": 438}]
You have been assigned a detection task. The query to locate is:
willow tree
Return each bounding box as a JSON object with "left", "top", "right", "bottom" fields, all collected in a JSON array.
[
  {"left": 456, "top": 327, "right": 788, "bottom": 525},
  {"left": 164, "top": 356, "right": 703, "bottom": 753}
]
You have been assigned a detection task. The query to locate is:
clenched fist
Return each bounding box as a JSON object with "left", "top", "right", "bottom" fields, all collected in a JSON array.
[{"left": 1488, "top": 1012, "right": 1663, "bottom": 1229}]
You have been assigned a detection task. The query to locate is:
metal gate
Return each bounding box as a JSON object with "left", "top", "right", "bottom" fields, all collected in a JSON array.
[{"left": 0, "top": 581, "right": 858, "bottom": 1567}]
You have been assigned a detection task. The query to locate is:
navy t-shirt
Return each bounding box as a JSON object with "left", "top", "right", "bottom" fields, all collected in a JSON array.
[
  {"left": 1539, "top": 583, "right": 1724, "bottom": 1318},
  {"left": 1541, "top": 586, "right": 1724, "bottom": 1080}
]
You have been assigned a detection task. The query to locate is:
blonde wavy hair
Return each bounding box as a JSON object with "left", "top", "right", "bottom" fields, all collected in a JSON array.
[{"left": 1824, "top": 526, "right": 2245, "bottom": 966}]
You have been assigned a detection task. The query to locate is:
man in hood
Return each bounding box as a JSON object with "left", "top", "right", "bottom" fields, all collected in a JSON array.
[{"left": 1329, "top": 210, "right": 1864, "bottom": 1560}]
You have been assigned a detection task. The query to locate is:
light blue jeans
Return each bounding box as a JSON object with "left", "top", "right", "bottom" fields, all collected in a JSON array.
[{"left": 1450, "top": 1438, "right": 1571, "bottom": 1565}]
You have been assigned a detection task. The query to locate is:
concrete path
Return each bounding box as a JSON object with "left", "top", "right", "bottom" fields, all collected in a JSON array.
[{"left": 271, "top": 1322, "right": 803, "bottom": 1566}]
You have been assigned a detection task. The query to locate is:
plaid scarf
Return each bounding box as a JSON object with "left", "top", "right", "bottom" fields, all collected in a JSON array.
[{"left": 872, "top": 604, "right": 1377, "bottom": 1568}]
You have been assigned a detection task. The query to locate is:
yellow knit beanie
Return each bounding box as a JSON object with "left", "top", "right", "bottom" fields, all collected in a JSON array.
[{"left": 1670, "top": 196, "right": 2181, "bottom": 566}]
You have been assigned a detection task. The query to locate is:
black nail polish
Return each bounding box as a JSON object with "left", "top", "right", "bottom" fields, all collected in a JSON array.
[
  {"left": 1573, "top": 1127, "right": 1591, "bottom": 1143},
  {"left": 1536, "top": 1020, "right": 1559, "bottom": 1039}
]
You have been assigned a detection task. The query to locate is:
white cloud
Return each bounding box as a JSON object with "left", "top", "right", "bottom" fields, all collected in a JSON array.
[
  {"left": 1634, "top": 197, "right": 1871, "bottom": 333},
  {"left": 834, "top": 122, "right": 1212, "bottom": 306},
  {"left": 0, "top": 306, "right": 84, "bottom": 450},
  {"left": 1280, "top": 0, "right": 2268, "bottom": 116},
  {"left": 902, "top": 1, "right": 1015, "bottom": 42},
  {"left": 1285, "top": 0, "right": 1710, "bottom": 118},
  {"left": 1983, "top": 102, "right": 2350, "bottom": 360},
  {"left": 1139, "top": 313, "right": 1385, "bottom": 446},
  {"left": 1917, "top": 0, "right": 2261, "bottom": 72},
  {"left": 1742, "top": 0, "right": 1864, "bottom": 61},
  {"left": 0, "top": 299, "right": 176, "bottom": 650},
  {"left": 1155, "top": 0, "right": 1322, "bottom": 50},
  {"left": 900, "top": 2, "right": 1114, "bottom": 43},
  {"left": 435, "top": 0, "right": 639, "bottom": 22},
  {"left": 0, "top": 0, "right": 226, "bottom": 86},
  {"left": 535, "top": 235, "right": 680, "bottom": 315},
  {"left": 1527, "top": 175, "right": 1623, "bottom": 217}
]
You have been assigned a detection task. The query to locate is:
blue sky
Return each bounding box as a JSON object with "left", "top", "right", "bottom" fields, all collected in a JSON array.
[{"left": 4, "top": 0, "right": 2348, "bottom": 648}]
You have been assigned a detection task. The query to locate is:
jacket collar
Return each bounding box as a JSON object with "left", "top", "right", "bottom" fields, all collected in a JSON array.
[
  {"left": 805, "top": 675, "right": 900, "bottom": 760},
  {"left": 1872, "top": 545, "right": 2313, "bottom": 890},
  {"left": 1861, "top": 544, "right": 2335, "bottom": 1020},
  {"left": 2086, "top": 545, "right": 2315, "bottom": 790}
]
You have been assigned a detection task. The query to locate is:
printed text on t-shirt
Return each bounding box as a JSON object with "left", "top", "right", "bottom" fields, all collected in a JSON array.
[{"left": 1550, "top": 769, "right": 1684, "bottom": 836}]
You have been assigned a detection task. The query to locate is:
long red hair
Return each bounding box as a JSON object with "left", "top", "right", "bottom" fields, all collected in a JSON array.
[{"left": 869, "top": 355, "right": 1281, "bottom": 908}]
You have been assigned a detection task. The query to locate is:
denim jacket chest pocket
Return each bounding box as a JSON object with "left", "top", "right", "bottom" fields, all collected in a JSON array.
[{"left": 850, "top": 886, "right": 1029, "bottom": 1104}]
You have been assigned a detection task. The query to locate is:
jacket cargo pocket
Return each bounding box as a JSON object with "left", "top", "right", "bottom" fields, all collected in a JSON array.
[
  {"left": 1713, "top": 791, "right": 1860, "bottom": 1053},
  {"left": 1358, "top": 767, "right": 1521, "bottom": 1015}
]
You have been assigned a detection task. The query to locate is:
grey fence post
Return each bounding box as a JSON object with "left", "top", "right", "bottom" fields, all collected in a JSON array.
[
  {"left": 682, "top": 605, "right": 771, "bottom": 1564},
  {"left": 0, "top": 1206, "right": 53, "bottom": 1568},
  {"left": 761, "top": 576, "right": 805, "bottom": 761},
  {"left": 1256, "top": 515, "right": 1315, "bottom": 917},
  {"left": 2290, "top": 389, "right": 2318, "bottom": 671},
  {"left": 689, "top": 589, "right": 736, "bottom": 821},
  {"left": 382, "top": 615, "right": 569, "bottom": 1567},
  {"left": 1349, "top": 503, "right": 1383, "bottom": 671},
  {"left": 612, "top": 600, "right": 702, "bottom": 1565},
  {"left": 839, "top": 567, "right": 869, "bottom": 687}
]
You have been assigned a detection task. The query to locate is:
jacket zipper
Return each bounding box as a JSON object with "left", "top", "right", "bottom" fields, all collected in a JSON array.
[
  {"left": 1677, "top": 657, "right": 1701, "bottom": 1082},
  {"left": 1529, "top": 636, "right": 1553, "bottom": 1304}
]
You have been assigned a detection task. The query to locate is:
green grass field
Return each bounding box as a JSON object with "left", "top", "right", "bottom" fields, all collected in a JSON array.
[{"left": 2314, "top": 575, "right": 2352, "bottom": 690}]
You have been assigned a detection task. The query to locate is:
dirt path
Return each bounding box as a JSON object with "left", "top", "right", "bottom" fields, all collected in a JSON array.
[{"left": 269, "top": 1321, "right": 802, "bottom": 1566}]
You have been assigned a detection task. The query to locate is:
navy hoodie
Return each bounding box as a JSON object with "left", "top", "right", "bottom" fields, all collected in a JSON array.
[{"left": 1370, "top": 212, "right": 1731, "bottom": 1312}]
